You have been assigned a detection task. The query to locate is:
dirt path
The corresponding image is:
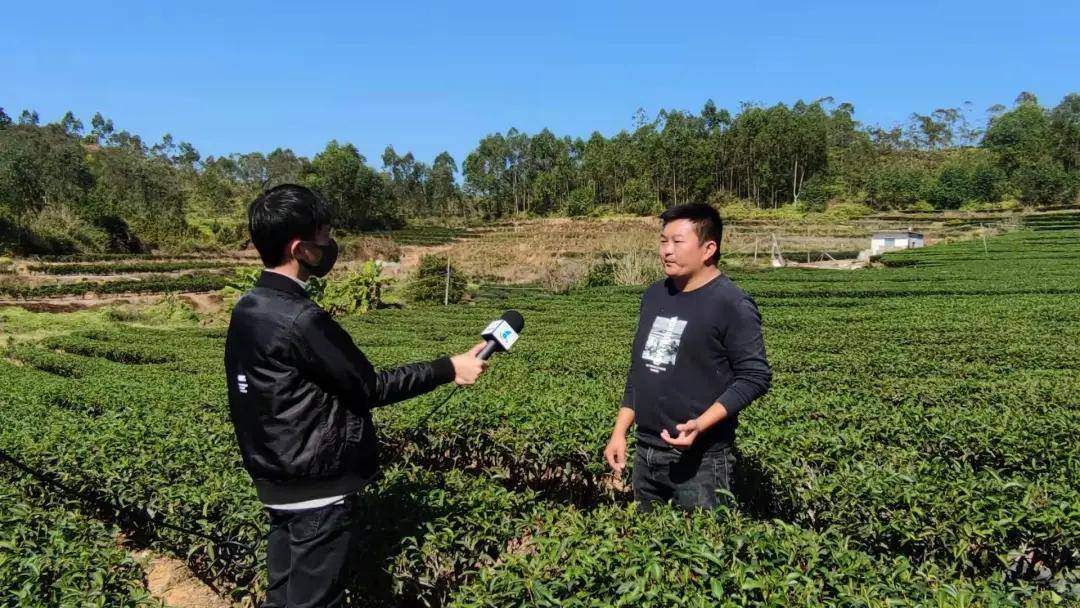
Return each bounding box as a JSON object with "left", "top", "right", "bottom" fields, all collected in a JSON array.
[{"left": 131, "top": 549, "right": 235, "bottom": 608}]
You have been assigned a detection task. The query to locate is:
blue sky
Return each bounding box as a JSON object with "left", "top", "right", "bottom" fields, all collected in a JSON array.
[{"left": 5, "top": 1, "right": 1077, "bottom": 169}]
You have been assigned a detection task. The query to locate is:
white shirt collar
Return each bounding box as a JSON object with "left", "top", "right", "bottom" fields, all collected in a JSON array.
[{"left": 265, "top": 269, "right": 308, "bottom": 291}]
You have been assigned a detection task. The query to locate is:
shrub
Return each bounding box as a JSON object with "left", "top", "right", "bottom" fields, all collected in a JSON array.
[
  {"left": 1014, "top": 159, "right": 1077, "bottom": 206},
  {"left": 867, "top": 162, "right": 932, "bottom": 208},
  {"left": 311, "top": 261, "right": 391, "bottom": 315},
  {"left": 22, "top": 205, "right": 109, "bottom": 254},
  {"left": 612, "top": 250, "right": 664, "bottom": 286},
  {"left": 905, "top": 200, "right": 936, "bottom": 213},
  {"left": 583, "top": 258, "right": 617, "bottom": 287},
  {"left": 541, "top": 258, "right": 588, "bottom": 293},
  {"left": 406, "top": 255, "right": 466, "bottom": 304},
  {"left": 564, "top": 187, "right": 594, "bottom": 217},
  {"left": 824, "top": 201, "right": 873, "bottom": 220},
  {"left": 797, "top": 174, "right": 843, "bottom": 212},
  {"left": 926, "top": 156, "right": 1007, "bottom": 209},
  {"left": 621, "top": 178, "right": 659, "bottom": 215},
  {"left": 219, "top": 267, "right": 262, "bottom": 310}
]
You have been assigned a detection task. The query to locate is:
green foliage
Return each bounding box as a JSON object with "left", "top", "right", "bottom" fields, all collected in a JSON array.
[
  {"left": 307, "top": 140, "right": 400, "bottom": 230},
  {"left": 452, "top": 505, "right": 1062, "bottom": 607},
  {"left": 310, "top": 261, "right": 391, "bottom": 316},
  {"left": 459, "top": 93, "right": 1076, "bottom": 215},
  {"left": 1, "top": 224, "right": 1080, "bottom": 605},
  {"left": 21, "top": 204, "right": 111, "bottom": 254},
  {"left": 620, "top": 177, "right": 658, "bottom": 215},
  {"left": 28, "top": 259, "right": 236, "bottom": 275},
  {"left": 0, "top": 481, "right": 159, "bottom": 607},
  {"left": 4, "top": 94, "right": 1078, "bottom": 258},
  {"left": 982, "top": 100, "right": 1077, "bottom": 206},
  {"left": 796, "top": 174, "right": 842, "bottom": 211},
  {"left": 1013, "top": 159, "right": 1078, "bottom": 205},
  {"left": 104, "top": 292, "right": 200, "bottom": 325},
  {"left": 905, "top": 200, "right": 936, "bottom": 213},
  {"left": 926, "top": 155, "right": 1007, "bottom": 209},
  {"left": 406, "top": 254, "right": 466, "bottom": 303},
  {"left": 10, "top": 209, "right": 144, "bottom": 257},
  {"left": 86, "top": 149, "right": 187, "bottom": 246},
  {"left": 822, "top": 201, "right": 873, "bottom": 219},
  {"left": 1049, "top": 93, "right": 1080, "bottom": 172},
  {"left": 221, "top": 265, "right": 391, "bottom": 316},
  {"left": 219, "top": 266, "right": 262, "bottom": 310},
  {"left": 186, "top": 217, "right": 247, "bottom": 248},
  {"left": 583, "top": 258, "right": 617, "bottom": 287},
  {"left": 0, "top": 273, "right": 231, "bottom": 299},
  {"left": 0, "top": 123, "right": 93, "bottom": 220},
  {"left": 983, "top": 102, "right": 1053, "bottom": 174},
  {"left": 563, "top": 186, "right": 594, "bottom": 217},
  {"left": 866, "top": 159, "right": 932, "bottom": 207}
]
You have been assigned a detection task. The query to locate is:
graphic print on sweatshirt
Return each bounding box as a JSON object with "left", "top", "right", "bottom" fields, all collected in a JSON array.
[{"left": 641, "top": 315, "right": 688, "bottom": 373}]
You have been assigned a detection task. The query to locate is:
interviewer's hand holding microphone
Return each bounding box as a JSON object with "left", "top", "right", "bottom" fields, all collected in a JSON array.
[
  {"left": 450, "top": 343, "right": 488, "bottom": 385},
  {"left": 450, "top": 310, "right": 525, "bottom": 385}
]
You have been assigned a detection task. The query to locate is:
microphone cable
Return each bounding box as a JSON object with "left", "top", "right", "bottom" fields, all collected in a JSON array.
[
  {"left": 0, "top": 312, "right": 520, "bottom": 570},
  {"left": 0, "top": 447, "right": 258, "bottom": 569},
  {"left": 0, "top": 387, "right": 467, "bottom": 569}
]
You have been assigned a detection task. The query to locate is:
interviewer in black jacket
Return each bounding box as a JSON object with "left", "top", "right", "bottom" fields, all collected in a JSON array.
[{"left": 225, "top": 184, "right": 486, "bottom": 608}]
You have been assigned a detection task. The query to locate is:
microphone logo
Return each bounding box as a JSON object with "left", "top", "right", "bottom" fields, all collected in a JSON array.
[
  {"left": 478, "top": 310, "right": 524, "bottom": 360},
  {"left": 482, "top": 319, "right": 519, "bottom": 350}
]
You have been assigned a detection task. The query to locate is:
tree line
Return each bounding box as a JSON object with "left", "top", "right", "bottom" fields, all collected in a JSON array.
[
  {"left": 462, "top": 93, "right": 1078, "bottom": 216},
  {"left": 1, "top": 92, "right": 1077, "bottom": 254}
]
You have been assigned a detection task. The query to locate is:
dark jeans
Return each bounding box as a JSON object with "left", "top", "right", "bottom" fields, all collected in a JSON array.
[
  {"left": 263, "top": 495, "right": 361, "bottom": 608},
  {"left": 633, "top": 445, "right": 735, "bottom": 511}
]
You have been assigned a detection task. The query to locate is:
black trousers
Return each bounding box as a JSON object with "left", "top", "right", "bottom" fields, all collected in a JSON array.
[
  {"left": 262, "top": 495, "right": 361, "bottom": 608},
  {"left": 632, "top": 445, "right": 735, "bottom": 511}
]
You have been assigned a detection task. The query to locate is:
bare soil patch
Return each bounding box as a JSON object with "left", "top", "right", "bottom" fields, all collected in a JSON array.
[{"left": 131, "top": 549, "right": 234, "bottom": 608}]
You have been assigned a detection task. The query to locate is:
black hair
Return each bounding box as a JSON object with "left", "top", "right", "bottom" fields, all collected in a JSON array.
[
  {"left": 659, "top": 203, "right": 724, "bottom": 265},
  {"left": 248, "top": 184, "right": 332, "bottom": 267}
]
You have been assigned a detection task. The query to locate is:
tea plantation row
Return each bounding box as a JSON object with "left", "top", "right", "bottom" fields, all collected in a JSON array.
[{"left": 0, "top": 227, "right": 1077, "bottom": 605}]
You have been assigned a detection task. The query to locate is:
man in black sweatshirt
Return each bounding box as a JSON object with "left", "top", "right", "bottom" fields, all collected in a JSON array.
[
  {"left": 225, "top": 184, "right": 487, "bottom": 607},
  {"left": 604, "top": 203, "right": 772, "bottom": 510}
]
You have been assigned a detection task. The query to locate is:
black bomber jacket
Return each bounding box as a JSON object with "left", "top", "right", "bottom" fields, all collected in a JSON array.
[{"left": 224, "top": 271, "right": 455, "bottom": 504}]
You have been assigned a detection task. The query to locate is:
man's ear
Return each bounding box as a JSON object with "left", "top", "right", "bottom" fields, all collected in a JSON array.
[
  {"left": 284, "top": 237, "right": 304, "bottom": 263},
  {"left": 703, "top": 240, "right": 718, "bottom": 264}
]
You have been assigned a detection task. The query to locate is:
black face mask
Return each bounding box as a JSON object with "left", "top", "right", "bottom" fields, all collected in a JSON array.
[{"left": 299, "top": 239, "right": 338, "bottom": 277}]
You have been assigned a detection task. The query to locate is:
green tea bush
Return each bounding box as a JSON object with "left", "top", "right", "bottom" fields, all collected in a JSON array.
[{"left": 406, "top": 254, "right": 466, "bottom": 304}]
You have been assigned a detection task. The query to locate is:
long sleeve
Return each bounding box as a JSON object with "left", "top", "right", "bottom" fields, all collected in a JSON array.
[
  {"left": 715, "top": 297, "right": 772, "bottom": 416},
  {"left": 295, "top": 307, "right": 455, "bottom": 410},
  {"left": 622, "top": 292, "right": 647, "bottom": 410}
]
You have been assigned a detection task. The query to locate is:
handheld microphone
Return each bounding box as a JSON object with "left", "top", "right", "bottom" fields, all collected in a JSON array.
[
  {"left": 478, "top": 310, "right": 525, "bottom": 360},
  {"left": 411, "top": 310, "right": 526, "bottom": 434}
]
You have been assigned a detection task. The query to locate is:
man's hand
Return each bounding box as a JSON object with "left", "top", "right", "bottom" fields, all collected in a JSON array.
[
  {"left": 450, "top": 342, "right": 489, "bottom": 386},
  {"left": 604, "top": 433, "right": 628, "bottom": 473},
  {"left": 605, "top": 407, "right": 636, "bottom": 473},
  {"left": 661, "top": 418, "right": 701, "bottom": 448},
  {"left": 662, "top": 402, "right": 729, "bottom": 448}
]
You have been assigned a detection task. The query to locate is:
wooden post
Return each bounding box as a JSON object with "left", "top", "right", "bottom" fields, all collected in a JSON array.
[
  {"left": 753, "top": 238, "right": 759, "bottom": 264},
  {"left": 444, "top": 257, "right": 451, "bottom": 306},
  {"left": 981, "top": 224, "right": 989, "bottom": 258},
  {"left": 770, "top": 233, "right": 784, "bottom": 267}
]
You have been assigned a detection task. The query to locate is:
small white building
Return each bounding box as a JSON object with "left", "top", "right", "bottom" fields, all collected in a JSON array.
[{"left": 870, "top": 230, "right": 924, "bottom": 255}]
